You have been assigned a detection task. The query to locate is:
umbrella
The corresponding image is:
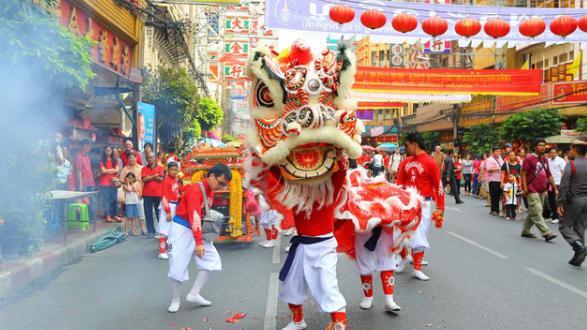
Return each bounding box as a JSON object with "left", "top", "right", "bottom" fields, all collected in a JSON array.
[
  {"left": 198, "top": 138, "right": 226, "bottom": 148},
  {"left": 377, "top": 143, "right": 398, "bottom": 152},
  {"left": 545, "top": 135, "right": 575, "bottom": 144},
  {"left": 362, "top": 145, "right": 375, "bottom": 151}
]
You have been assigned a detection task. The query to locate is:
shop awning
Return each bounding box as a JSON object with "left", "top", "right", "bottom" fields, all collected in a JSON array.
[
  {"left": 352, "top": 91, "right": 472, "bottom": 104},
  {"left": 545, "top": 135, "right": 576, "bottom": 144}
]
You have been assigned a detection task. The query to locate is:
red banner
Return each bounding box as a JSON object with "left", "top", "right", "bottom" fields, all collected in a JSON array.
[
  {"left": 552, "top": 81, "right": 587, "bottom": 104},
  {"left": 496, "top": 84, "right": 549, "bottom": 113},
  {"left": 354, "top": 67, "right": 542, "bottom": 96}
]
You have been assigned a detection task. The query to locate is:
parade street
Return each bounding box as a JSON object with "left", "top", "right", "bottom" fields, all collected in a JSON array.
[{"left": 1, "top": 196, "right": 586, "bottom": 330}]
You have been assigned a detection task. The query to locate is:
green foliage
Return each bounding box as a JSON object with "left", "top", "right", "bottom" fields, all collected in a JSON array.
[
  {"left": 143, "top": 66, "right": 199, "bottom": 147},
  {"left": 222, "top": 134, "right": 237, "bottom": 143},
  {"left": 195, "top": 97, "right": 224, "bottom": 132},
  {"left": 421, "top": 131, "right": 440, "bottom": 151},
  {"left": 0, "top": 0, "right": 95, "bottom": 90},
  {"left": 500, "top": 108, "right": 564, "bottom": 145},
  {"left": 462, "top": 124, "right": 500, "bottom": 156},
  {"left": 576, "top": 117, "right": 587, "bottom": 133}
]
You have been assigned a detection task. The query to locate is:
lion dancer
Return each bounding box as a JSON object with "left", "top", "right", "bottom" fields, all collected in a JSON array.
[
  {"left": 157, "top": 161, "right": 180, "bottom": 259},
  {"left": 258, "top": 194, "right": 279, "bottom": 248},
  {"left": 395, "top": 133, "right": 445, "bottom": 281}
]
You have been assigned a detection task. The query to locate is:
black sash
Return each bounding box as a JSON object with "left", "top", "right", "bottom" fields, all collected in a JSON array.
[{"left": 279, "top": 235, "right": 332, "bottom": 281}]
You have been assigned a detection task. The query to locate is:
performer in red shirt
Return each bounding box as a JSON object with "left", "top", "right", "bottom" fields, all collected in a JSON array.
[
  {"left": 166, "top": 164, "right": 231, "bottom": 313},
  {"left": 157, "top": 162, "right": 180, "bottom": 260},
  {"left": 396, "top": 133, "right": 445, "bottom": 281}
]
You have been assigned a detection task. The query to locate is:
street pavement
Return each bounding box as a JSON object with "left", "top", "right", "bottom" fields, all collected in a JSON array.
[{"left": 1, "top": 195, "right": 586, "bottom": 329}]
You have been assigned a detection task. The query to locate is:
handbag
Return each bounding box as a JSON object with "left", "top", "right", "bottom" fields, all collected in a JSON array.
[{"left": 199, "top": 182, "right": 225, "bottom": 242}]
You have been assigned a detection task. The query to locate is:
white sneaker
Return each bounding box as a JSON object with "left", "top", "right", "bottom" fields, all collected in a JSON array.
[
  {"left": 167, "top": 300, "right": 180, "bottom": 313},
  {"left": 285, "top": 245, "right": 291, "bottom": 252},
  {"left": 158, "top": 252, "right": 169, "bottom": 260},
  {"left": 360, "top": 296, "right": 373, "bottom": 309},
  {"left": 283, "top": 228, "right": 295, "bottom": 236},
  {"left": 282, "top": 320, "right": 307, "bottom": 330},
  {"left": 396, "top": 255, "right": 412, "bottom": 274},
  {"left": 259, "top": 240, "right": 270, "bottom": 247},
  {"left": 263, "top": 240, "right": 277, "bottom": 248},
  {"left": 383, "top": 296, "right": 401, "bottom": 312},
  {"left": 186, "top": 293, "right": 211, "bottom": 306},
  {"left": 410, "top": 259, "right": 429, "bottom": 266},
  {"left": 550, "top": 219, "right": 559, "bottom": 224},
  {"left": 412, "top": 270, "right": 430, "bottom": 281}
]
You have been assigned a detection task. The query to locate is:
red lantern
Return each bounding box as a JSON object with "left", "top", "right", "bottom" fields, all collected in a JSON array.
[
  {"left": 422, "top": 16, "right": 448, "bottom": 38},
  {"left": 455, "top": 18, "right": 481, "bottom": 38},
  {"left": 392, "top": 13, "right": 418, "bottom": 33},
  {"left": 519, "top": 17, "right": 546, "bottom": 38},
  {"left": 360, "top": 9, "right": 387, "bottom": 30},
  {"left": 484, "top": 18, "right": 510, "bottom": 39},
  {"left": 578, "top": 16, "right": 587, "bottom": 32},
  {"left": 550, "top": 15, "right": 578, "bottom": 38},
  {"left": 329, "top": 5, "right": 355, "bottom": 25}
]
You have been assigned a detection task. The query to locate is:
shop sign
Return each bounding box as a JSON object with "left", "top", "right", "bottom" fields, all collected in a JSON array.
[
  {"left": 424, "top": 40, "right": 451, "bottom": 54},
  {"left": 496, "top": 83, "right": 549, "bottom": 113},
  {"left": 356, "top": 110, "right": 374, "bottom": 121},
  {"left": 225, "top": 16, "right": 250, "bottom": 34},
  {"left": 60, "top": 0, "right": 132, "bottom": 78},
  {"left": 224, "top": 64, "right": 247, "bottom": 79},
  {"left": 375, "top": 135, "right": 399, "bottom": 143},
  {"left": 224, "top": 41, "right": 250, "bottom": 55},
  {"left": 552, "top": 81, "right": 587, "bottom": 104},
  {"left": 354, "top": 67, "right": 542, "bottom": 96}
]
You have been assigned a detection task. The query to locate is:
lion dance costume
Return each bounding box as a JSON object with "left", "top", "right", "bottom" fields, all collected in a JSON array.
[{"left": 244, "top": 40, "right": 422, "bottom": 330}]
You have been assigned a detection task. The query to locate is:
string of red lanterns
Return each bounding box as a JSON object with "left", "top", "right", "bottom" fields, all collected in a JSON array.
[{"left": 328, "top": 6, "right": 587, "bottom": 39}]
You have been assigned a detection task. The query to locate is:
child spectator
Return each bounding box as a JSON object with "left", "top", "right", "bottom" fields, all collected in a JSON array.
[
  {"left": 123, "top": 173, "right": 142, "bottom": 236},
  {"left": 503, "top": 174, "right": 519, "bottom": 220}
]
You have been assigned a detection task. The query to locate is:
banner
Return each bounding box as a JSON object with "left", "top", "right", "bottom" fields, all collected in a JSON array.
[
  {"left": 496, "top": 83, "right": 549, "bottom": 113},
  {"left": 553, "top": 81, "right": 587, "bottom": 104},
  {"left": 265, "top": 0, "right": 587, "bottom": 43},
  {"left": 354, "top": 67, "right": 543, "bottom": 96},
  {"left": 138, "top": 102, "right": 156, "bottom": 150}
]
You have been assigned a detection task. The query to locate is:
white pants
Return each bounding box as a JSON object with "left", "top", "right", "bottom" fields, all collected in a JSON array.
[
  {"left": 279, "top": 236, "right": 346, "bottom": 313},
  {"left": 412, "top": 201, "right": 433, "bottom": 251},
  {"left": 138, "top": 199, "right": 145, "bottom": 220},
  {"left": 167, "top": 222, "right": 222, "bottom": 282},
  {"left": 355, "top": 230, "right": 398, "bottom": 275},
  {"left": 157, "top": 203, "right": 177, "bottom": 237}
]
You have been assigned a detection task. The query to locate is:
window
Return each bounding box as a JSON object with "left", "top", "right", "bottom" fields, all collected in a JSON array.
[
  {"left": 371, "top": 51, "right": 377, "bottom": 66},
  {"left": 569, "top": 51, "right": 574, "bottom": 61},
  {"left": 536, "top": 61, "right": 543, "bottom": 69},
  {"left": 384, "top": 110, "right": 392, "bottom": 120},
  {"left": 559, "top": 53, "right": 568, "bottom": 63},
  {"left": 553, "top": 57, "right": 558, "bottom": 65},
  {"left": 531, "top": 64, "right": 536, "bottom": 69},
  {"left": 544, "top": 59, "right": 549, "bottom": 68}
]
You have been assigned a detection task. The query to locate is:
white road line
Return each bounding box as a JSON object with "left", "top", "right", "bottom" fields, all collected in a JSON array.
[
  {"left": 447, "top": 231, "right": 509, "bottom": 259},
  {"left": 526, "top": 267, "right": 587, "bottom": 299},
  {"left": 263, "top": 272, "right": 280, "bottom": 330},
  {"left": 272, "top": 236, "right": 281, "bottom": 264},
  {"left": 445, "top": 206, "right": 464, "bottom": 213}
]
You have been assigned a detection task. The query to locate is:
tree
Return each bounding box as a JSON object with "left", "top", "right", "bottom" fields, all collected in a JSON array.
[
  {"left": 143, "top": 66, "right": 199, "bottom": 148},
  {"left": 576, "top": 117, "right": 587, "bottom": 133},
  {"left": 195, "top": 97, "right": 224, "bottom": 133},
  {"left": 462, "top": 124, "right": 500, "bottom": 156},
  {"left": 421, "top": 131, "right": 440, "bottom": 152},
  {"left": 500, "top": 108, "right": 564, "bottom": 145}
]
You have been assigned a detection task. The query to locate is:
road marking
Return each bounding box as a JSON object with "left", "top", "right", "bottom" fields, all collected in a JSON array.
[
  {"left": 526, "top": 267, "right": 587, "bottom": 299},
  {"left": 445, "top": 206, "right": 464, "bottom": 213},
  {"left": 447, "top": 231, "right": 508, "bottom": 259},
  {"left": 273, "top": 236, "right": 281, "bottom": 264},
  {"left": 264, "top": 272, "right": 280, "bottom": 330}
]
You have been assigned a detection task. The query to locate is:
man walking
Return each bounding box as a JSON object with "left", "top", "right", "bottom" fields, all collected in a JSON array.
[
  {"left": 521, "top": 139, "right": 557, "bottom": 242},
  {"left": 485, "top": 147, "right": 504, "bottom": 216},
  {"left": 546, "top": 147, "right": 566, "bottom": 224},
  {"left": 142, "top": 152, "right": 164, "bottom": 237},
  {"left": 558, "top": 137, "right": 587, "bottom": 267},
  {"left": 443, "top": 150, "right": 464, "bottom": 204},
  {"left": 371, "top": 150, "right": 385, "bottom": 177}
]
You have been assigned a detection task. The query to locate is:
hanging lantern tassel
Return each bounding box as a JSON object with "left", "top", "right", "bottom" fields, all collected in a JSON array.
[
  {"left": 519, "top": 17, "right": 546, "bottom": 39},
  {"left": 360, "top": 9, "right": 387, "bottom": 30},
  {"left": 550, "top": 15, "right": 578, "bottom": 38},
  {"left": 392, "top": 13, "right": 418, "bottom": 33},
  {"left": 422, "top": 16, "right": 449, "bottom": 38},
  {"left": 329, "top": 5, "right": 355, "bottom": 25},
  {"left": 455, "top": 18, "right": 481, "bottom": 38},
  {"left": 484, "top": 18, "right": 510, "bottom": 39}
]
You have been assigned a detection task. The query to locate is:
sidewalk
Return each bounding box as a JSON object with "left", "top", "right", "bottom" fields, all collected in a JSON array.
[{"left": 0, "top": 222, "right": 121, "bottom": 298}]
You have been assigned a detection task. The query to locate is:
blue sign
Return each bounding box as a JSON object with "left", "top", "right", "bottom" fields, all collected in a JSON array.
[{"left": 138, "top": 102, "right": 156, "bottom": 150}]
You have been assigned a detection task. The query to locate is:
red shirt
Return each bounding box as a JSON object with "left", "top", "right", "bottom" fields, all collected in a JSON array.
[
  {"left": 455, "top": 160, "right": 463, "bottom": 181},
  {"left": 98, "top": 159, "right": 117, "bottom": 187},
  {"left": 75, "top": 153, "right": 95, "bottom": 187},
  {"left": 141, "top": 165, "right": 164, "bottom": 197},
  {"left": 174, "top": 180, "right": 214, "bottom": 245},
  {"left": 121, "top": 150, "right": 143, "bottom": 167},
  {"left": 522, "top": 154, "right": 552, "bottom": 194},
  {"left": 292, "top": 163, "right": 347, "bottom": 237},
  {"left": 161, "top": 175, "right": 180, "bottom": 213},
  {"left": 396, "top": 152, "right": 445, "bottom": 211}
]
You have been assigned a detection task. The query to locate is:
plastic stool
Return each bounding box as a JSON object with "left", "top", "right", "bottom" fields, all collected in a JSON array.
[{"left": 67, "top": 203, "right": 90, "bottom": 231}]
